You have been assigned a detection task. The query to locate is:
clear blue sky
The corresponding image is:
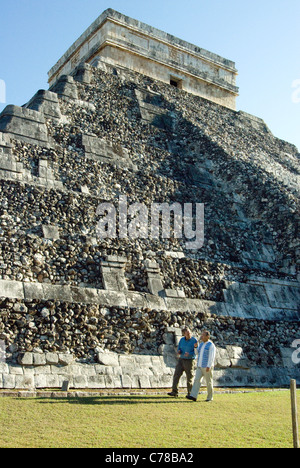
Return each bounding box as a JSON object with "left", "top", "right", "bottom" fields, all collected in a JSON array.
[{"left": 0, "top": 0, "right": 299, "bottom": 150}]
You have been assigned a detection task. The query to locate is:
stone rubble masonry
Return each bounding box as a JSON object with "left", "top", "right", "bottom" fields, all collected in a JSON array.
[
  {"left": 1, "top": 337, "right": 300, "bottom": 390},
  {"left": 0, "top": 133, "right": 64, "bottom": 189}
]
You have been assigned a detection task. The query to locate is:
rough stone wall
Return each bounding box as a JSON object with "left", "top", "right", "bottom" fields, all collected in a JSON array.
[
  {"left": 0, "top": 59, "right": 299, "bottom": 389},
  {"left": 0, "top": 298, "right": 299, "bottom": 362},
  {"left": 1, "top": 299, "right": 299, "bottom": 389}
]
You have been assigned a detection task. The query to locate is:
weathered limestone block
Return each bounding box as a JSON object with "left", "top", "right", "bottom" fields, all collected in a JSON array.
[
  {"left": 45, "top": 353, "right": 59, "bottom": 365},
  {"left": 0, "top": 131, "right": 13, "bottom": 152},
  {"left": 0, "top": 154, "right": 23, "bottom": 174},
  {"left": 9, "top": 366, "right": 23, "bottom": 375},
  {"left": 135, "top": 88, "right": 176, "bottom": 131},
  {"left": 73, "top": 63, "right": 92, "bottom": 85},
  {"left": 117, "top": 355, "right": 132, "bottom": 367},
  {"left": 33, "top": 353, "right": 47, "bottom": 366},
  {"left": 121, "top": 374, "right": 134, "bottom": 389},
  {"left": 17, "top": 352, "right": 74, "bottom": 368},
  {"left": 236, "top": 111, "right": 271, "bottom": 134},
  {"left": 101, "top": 256, "right": 128, "bottom": 292},
  {"left": 87, "top": 375, "right": 106, "bottom": 389},
  {"left": 215, "top": 347, "right": 250, "bottom": 370},
  {"left": 49, "top": 75, "right": 79, "bottom": 101},
  {"left": 25, "top": 90, "right": 62, "bottom": 120},
  {"left": 46, "top": 375, "right": 60, "bottom": 389},
  {"left": 139, "top": 375, "right": 151, "bottom": 389},
  {"left": 81, "top": 185, "right": 90, "bottom": 194},
  {"left": 0, "top": 105, "right": 49, "bottom": 146},
  {"left": 226, "top": 345, "right": 249, "bottom": 368},
  {"left": 164, "top": 288, "right": 186, "bottom": 298},
  {"left": 18, "top": 352, "right": 33, "bottom": 366},
  {"left": 73, "top": 375, "right": 88, "bottom": 389},
  {"left": 164, "top": 251, "right": 186, "bottom": 259},
  {"left": 2, "top": 374, "right": 15, "bottom": 389},
  {"left": 280, "top": 348, "right": 295, "bottom": 368},
  {"left": 0, "top": 280, "right": 25, "bottom": 300},
  {"left": 42, "top": 224, "right": 60, "bottom": 240},
  {"left": 163, "top": 332, "right": 175, "bottom": 345},
  {"left": 15, "top": 375, "right": 35, "bottom": 389},
  {"left": 81, "top": 134, "right": 137, "bottom": 170},
  {"left": 242, "top": 239, "right": 276, "bottom": 267},
  {"left": 223, "top": 282, "right": 270, "bottom": 308},
  {"left": 102, "top": 375, "right": 118, "bottom": 388},
  {"left": 58, "top": 354, "right": 75, "bottom": 366},
  {"left": 215, "top": 348, "right": 231, "bottom": 368},
  {"left": 264, "top": 284, "right": 300, "bottom": 311},
  {"left": 144, "top": 259, "right": 164, "bottom": 296},
  {"left": 38, "top": 159, "right": 55, "bottom": 181},
  {"left": 34, "top": 374, "right": 48, "bottom": 388},
  {"left": 0, "top": 363, "right": 9, "bottom": 375},
  {"left": 97, "top": 351, "right": 120, "bottom": 367},
  {"left": 36, "top": 159, "right": 64, "bottom": 189},
  {"left": 0, "top": 134, "right": 15, "bottom": 177}
]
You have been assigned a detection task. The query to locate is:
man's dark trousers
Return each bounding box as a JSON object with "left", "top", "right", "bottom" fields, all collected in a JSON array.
[{"left": 172, "top": 358, "right": 195, "bottom": 395}]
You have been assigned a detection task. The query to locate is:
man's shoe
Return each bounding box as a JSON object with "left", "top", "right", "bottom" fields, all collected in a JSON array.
[
  {"left": 205, "top": 399, "right": 213, "bottom": 402},
  {"left": 167, "top": 392, "right": 178, "bottom": 398},
  {"left": 186, "top": 395, "right": 197, "bottom": 402}
]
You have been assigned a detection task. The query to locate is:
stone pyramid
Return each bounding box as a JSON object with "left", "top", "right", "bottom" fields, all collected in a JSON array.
[{"left": 0, "top": 10, "right": 299, "bottom": 392}]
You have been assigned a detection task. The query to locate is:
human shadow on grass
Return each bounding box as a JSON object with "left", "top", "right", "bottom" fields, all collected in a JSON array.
[{"left": 35, "top": 395, "right": 198, "bottom": 406}]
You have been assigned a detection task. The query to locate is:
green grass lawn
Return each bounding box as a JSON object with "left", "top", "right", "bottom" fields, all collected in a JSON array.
[{"left": 0, "top": 391, "right": 299, "bottom": 448}]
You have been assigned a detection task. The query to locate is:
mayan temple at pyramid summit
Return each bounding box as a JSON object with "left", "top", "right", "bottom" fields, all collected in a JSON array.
[
  {"left": 0, "top": 9, "right": 299, "bottom": 393},
  {"left": 48, "top": 9, "right": 239, "bottom": 110}
]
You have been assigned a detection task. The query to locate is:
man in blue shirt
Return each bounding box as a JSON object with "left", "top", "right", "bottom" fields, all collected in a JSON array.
[{"left": 168, "top": 327, "right": 198, "bottom": 398}]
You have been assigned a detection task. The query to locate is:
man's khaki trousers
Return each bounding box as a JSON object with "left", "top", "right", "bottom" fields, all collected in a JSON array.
[{"left": 190, "top": 367, "right": 214, "bottom": 401}]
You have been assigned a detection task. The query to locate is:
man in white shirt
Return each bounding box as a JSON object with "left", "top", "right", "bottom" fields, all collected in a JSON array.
[{"left": 186, "top": 330, "right": 216, "bottom": 402}]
